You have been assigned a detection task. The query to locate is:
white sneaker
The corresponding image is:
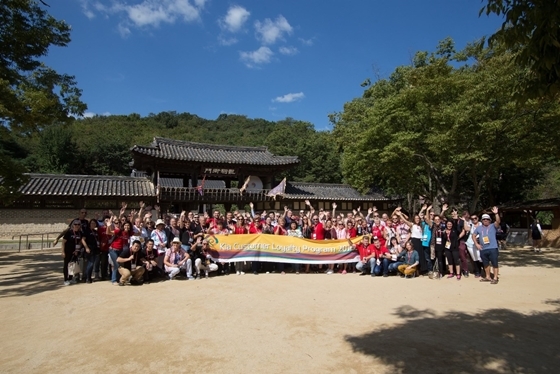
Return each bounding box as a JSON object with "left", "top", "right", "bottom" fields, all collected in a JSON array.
[
  {"left": 205, "top": 271, "right": 209, "bottom": 279},
  {"left": 326, "top": 270, "right": 334, "bottom": 275},
  {"left": 168, "top": 274, "right": 174, "bottom": 280},
  {"left": 240, "top": 271, "right": 245, "bottom": 275},
  {"left": 236, "top": 271, "right": 241, "bottom": 275},
  {"left": 63, "top": 281, "right": 70, "bottom": 286}
]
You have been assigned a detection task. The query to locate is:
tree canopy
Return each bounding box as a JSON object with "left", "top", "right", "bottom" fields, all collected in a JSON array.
[
  {"left": 0, "top": 0, "right": 86, "bottom": 201},
  {"left": 481, "top": 0, "right": 560, "bottom": 98},
  {"left": 331, "top": 38, "right": 560, "bottom": 211}
]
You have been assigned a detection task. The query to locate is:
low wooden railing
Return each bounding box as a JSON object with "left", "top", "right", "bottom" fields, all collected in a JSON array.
[{"left": 159, "top": 187, "right": 273, "bottom": 202}]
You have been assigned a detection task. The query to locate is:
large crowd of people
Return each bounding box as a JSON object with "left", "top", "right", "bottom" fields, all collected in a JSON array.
[{"left": 54, "top": 200, "right": 507, "bottom": 286}]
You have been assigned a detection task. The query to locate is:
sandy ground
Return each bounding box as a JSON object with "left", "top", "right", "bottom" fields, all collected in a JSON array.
[{"left": 1, "top": 247, "right": 559, "bottom": 374}]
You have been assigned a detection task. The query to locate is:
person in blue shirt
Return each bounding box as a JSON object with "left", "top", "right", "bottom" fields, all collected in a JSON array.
[{"left": 473, "top": 206, "right": 501, "bottom": 284}]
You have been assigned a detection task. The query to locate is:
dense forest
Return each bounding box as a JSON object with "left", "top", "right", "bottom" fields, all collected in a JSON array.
[{"left": 3, "top": 113, "right": 343, "bottom": 184}]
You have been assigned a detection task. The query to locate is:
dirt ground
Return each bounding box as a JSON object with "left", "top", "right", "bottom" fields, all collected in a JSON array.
[{"left": 1, "top": 247, "right": 559, "bottom": 374}]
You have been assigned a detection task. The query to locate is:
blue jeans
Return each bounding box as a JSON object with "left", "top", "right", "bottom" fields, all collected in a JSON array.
[
  {"left": 356, "top": 258, "right": 375, "bottom": 274},
  {"left": 388, "top": 261, "right": 403, "bottom": 273},
  {"left": 373, "top": 258, "right": 389, "bottom": 275},
  {"left": 85, "top": 250, "right": 98, "bottom": 281},
  {"left": 109, "top": 249, "right": 121, "bottom": 283}
]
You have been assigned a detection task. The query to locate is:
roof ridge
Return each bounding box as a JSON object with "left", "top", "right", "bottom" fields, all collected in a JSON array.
[
  {"left": 288, "top": 181, "right": 353, "bottom": 187},
  {"left": 154, "top": 137, "right": 270, "bottom": 152},
  {"left": 24, "top": 173, "right": 148, "bottom": 180}
]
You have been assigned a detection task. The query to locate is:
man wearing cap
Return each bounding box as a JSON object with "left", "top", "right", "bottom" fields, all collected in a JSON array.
[
  {"left": 164, "top": 237, "right": 193, "bottom": 280},
  {"left": 473, "top": 206, "right": 501, "bottom": 284},
  {"left": 116, "top": 240, "right": 146, "bottom": 286},
  {"left": 349, "top": 236, "right": 376, "bottom": 277}
]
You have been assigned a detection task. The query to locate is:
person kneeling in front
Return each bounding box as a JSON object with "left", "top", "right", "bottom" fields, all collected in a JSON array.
[
  {"left": 164, "top": 237, "right": 193, "bottom": 280},
  {"left": 349, "top": 236, "right": 376, "bottom": 276},
  {"left": 192, "top": 239, "right": 219, "bottom": 278},
  {"left": 397, "top": 239, "right": 420, "bottom": 278},
  {"left": 116, "top": 240, "right": 146, "bottom": 286}
]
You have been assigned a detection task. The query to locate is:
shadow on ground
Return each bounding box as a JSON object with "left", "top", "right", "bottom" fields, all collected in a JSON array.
[
  {"left": 345, "top": 300, "right": 560, "bottom": 373},
  {"left": 0, "top": 251, "right": 67, "bottom": 298},
  {"left": 499, "top": 247, "right": 560, "bottom": 268}
]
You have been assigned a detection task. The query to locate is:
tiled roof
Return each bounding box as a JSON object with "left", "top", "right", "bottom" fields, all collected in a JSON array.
[
  {"left": 283, "top": 182, "right": 390, "bottom": 201},
  {"left": 17, "top": 174, "right": 155, "bottom": 197},
  {"left": 131, "top": 137, "right": 299, "bottom": 166},
  {"left": 499, "top": 198, "right": 560, "bottom": 211}
]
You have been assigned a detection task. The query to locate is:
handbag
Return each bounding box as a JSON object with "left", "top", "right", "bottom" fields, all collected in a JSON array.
[
  {"left": 430, "top": 259, "right": 440, "bottom": 279},
  {"left": 68, "top": 259, "right": 81, "bottom": 276}
]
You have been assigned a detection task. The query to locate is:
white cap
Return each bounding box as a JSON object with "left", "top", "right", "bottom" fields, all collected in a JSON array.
[{"left": 481, "top": 214, "right": 491, "bottom": 220}]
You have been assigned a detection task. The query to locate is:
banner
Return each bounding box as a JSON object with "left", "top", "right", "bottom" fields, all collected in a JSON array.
[{"left": 206, "top": 234, "right": 362, "bottom": 264}]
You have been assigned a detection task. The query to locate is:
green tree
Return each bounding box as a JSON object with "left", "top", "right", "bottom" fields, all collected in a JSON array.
[
  {"left": 481, "top": 0, "right": 560, "bottom": 97},
  {"left": 30, "top": 124, "right": 80, "bottom": 174},
  {"left": 0, "top": 0, "right": 86, "bottom": 200},
  {"left": 264, "top": 118, "right": 342, "bottom": 183},
  {"left": 332, "top": 38, "right": 560, "bottom": 211}
]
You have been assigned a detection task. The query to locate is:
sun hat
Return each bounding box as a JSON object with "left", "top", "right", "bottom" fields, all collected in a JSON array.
[
  {"left": 171, "top": 237, "right": 181, "bottom": 244},
  {"left": 155, "top": 219, "right": 165, "bottom": 227}
]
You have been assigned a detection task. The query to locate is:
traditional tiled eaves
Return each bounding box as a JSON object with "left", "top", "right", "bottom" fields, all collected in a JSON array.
[
  {"left": 18, "top": 174, "right": 155, "bottom": 197},
  {"left": 131, "top": 137, "right": 299, "bottom": 166},
  {"left": 283, "top": 182, "right": 390, "bottom": 201}
]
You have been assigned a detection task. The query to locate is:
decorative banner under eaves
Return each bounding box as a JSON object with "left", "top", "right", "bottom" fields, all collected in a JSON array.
[{"left": 206, "top": 234, "right": 362, "bottom": 264}]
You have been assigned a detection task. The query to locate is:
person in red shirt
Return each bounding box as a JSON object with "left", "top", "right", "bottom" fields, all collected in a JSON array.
[
  {"left": 349, "top": 236, "right": 376, "bottom": 276},
  {"left": 249, "top": 219, "right": 263, "bottom": 234},
  {"left": 311, "top": 215, "right": 325, "bottom": 240},
  {"left": 346, "top": 220, "right": 358, "bottom": 238},
  {"left": 371, "top": 236, "right": 390, "bottom": 277},
  {"left": 231, "top": 216, "right": 248, "bottom": 275},
  {"left": 371, "top": 217, "right": 388, "bottom": 248},
  {"left": 207, "top": 210, "right": 221, "bottom": 231}
]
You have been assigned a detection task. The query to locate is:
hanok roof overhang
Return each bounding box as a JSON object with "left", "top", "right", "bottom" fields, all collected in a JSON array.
[
  {"left": 131, "top": 137, "right": 300, "bottom": 176},
  {"left": 14, "top": 173, "right": 155, "bottom": 199},
  {"left": 498, "top": 198, "right": 560, "bottom": 212}
]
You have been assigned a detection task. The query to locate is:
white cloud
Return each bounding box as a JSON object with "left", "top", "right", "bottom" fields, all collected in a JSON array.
[
  {"left": 218, "top": 35, "right": 238, "bottom": 46},
  {"left": 254, "top": 15, "right": 292, "bottom": 45},
  {"left": 79, "top": 0, "right": 96, "bottom": 19},
  {"left": 118, "top": 23, "right": 131, "bottom": 38},
  {"left": 279, "top": 46, "right": 298, "bottom": 55},
  {"left": 239, "top": 46, "right": 273, "bottom": 68},
  {"left": 272, "top": 92, "right": 305, "bottom": 103},
  {"left": 80, "top": 111, "right": 111, "bottom": 118},
  {"left": 298, "top": 37, "right": 314, "bottom": 46},
  {"left": 219, "top": 5, "right": 250, "bottom": 33},
  {"left": 81, "top": 0, "right": 206, "bottom": 36}
]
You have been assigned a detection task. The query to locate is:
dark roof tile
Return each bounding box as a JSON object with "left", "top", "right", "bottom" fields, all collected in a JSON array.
[
  {"left": 284, "top": 182, "right": 390, "bottom": 201},
  {"left": 18, "top": 174, "right": 155, "bottom": 197},
  {"left": 131, "top": 137, "right": 299, "bottom": 166}
]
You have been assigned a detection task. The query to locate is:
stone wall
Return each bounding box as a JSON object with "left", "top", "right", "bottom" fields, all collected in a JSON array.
[{"left": 0, "top": 209, "right": 78, "bottom": 239}]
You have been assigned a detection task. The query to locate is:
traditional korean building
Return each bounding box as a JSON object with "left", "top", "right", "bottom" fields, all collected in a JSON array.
[{"left": 0, "top": 137, "right": 398, "bottom": 238}]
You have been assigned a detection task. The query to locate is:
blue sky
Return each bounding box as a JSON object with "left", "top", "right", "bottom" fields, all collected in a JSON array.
[{"left": 45, "top": 0, "right": 503, "bottom": 130}]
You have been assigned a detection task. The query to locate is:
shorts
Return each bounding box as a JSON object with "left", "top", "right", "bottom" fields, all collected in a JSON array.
[{"left": 480, "top": 248, "right": 499, "bottom": 268}]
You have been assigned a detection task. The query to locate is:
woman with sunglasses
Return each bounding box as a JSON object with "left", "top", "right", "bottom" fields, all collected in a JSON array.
[
  {"left": 465, "top": 214, "right": 483, "bottom": 277},
  {"left": 61, "top": 220, "right": 84, "bottom": 285},
  {"left": 107, "top": 219, "right": 133, "bottom": 285},
  {"left": 82, "top": 219, "right": 101, "bottom": 284}
]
